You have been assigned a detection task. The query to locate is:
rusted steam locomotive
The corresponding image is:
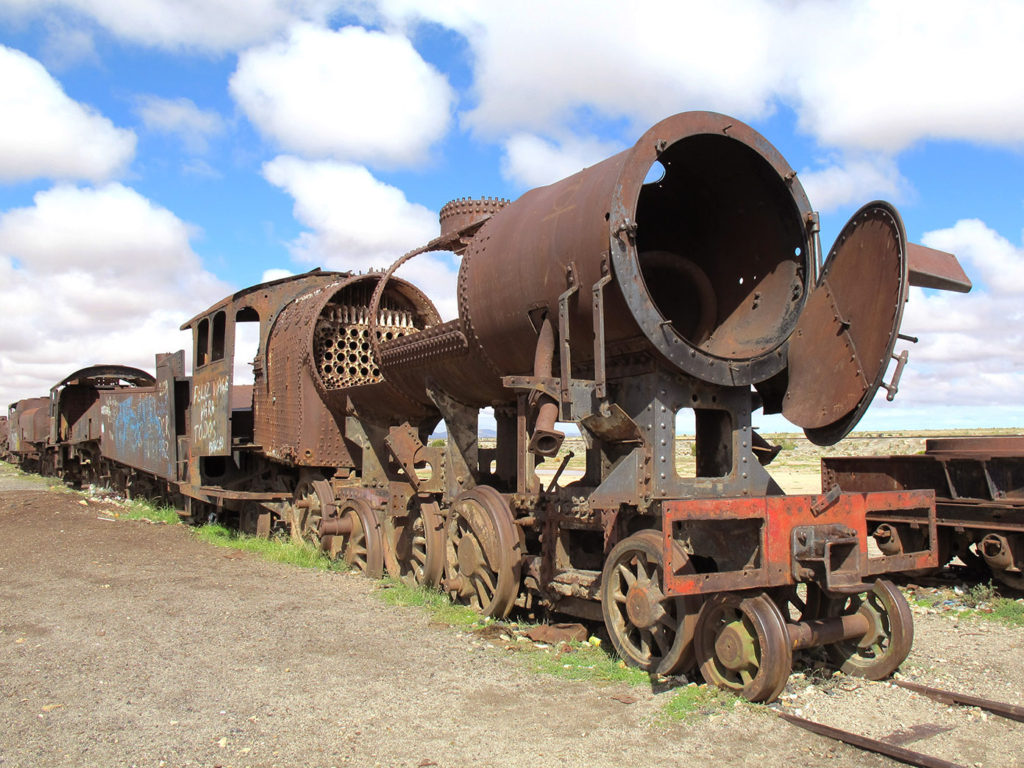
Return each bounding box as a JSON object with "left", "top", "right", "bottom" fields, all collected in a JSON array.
[{"left": 6, "top": 112, "right": 974, "bottom": 702}]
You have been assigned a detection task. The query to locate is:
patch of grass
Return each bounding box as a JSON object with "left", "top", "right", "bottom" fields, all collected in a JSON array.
[
  {"left": 985, "top": 597, "right": 1024, "bottom": 627},
  {"left": 661, "top": 683, "right": 737, "bottom": 721},
  {"left": 119, "top": 499, "right": 181, "bottom": 525},
  {"left": 908, "top": 583, "right": 1024, "bottom": 628},
  {"left": 376, "top": 579, "right": 486, "bottom": 628},
  {"left": 963, "top": 580, "right": 997, "bottom": 608},
  {"left": 526, "top": 642, "right": 650, "bottom": 685},
  {"left": 193, "top": 524, "right": 344, "bottom": 571}
]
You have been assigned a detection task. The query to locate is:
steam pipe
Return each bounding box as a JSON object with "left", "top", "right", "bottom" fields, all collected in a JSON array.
[{"left": 527, "top": 316, "right": 564, "bottom": 458}]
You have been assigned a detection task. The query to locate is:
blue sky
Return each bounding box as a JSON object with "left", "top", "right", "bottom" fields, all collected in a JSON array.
[{"left": 1, "top": 1, "right": 1023, "bottom": 434}]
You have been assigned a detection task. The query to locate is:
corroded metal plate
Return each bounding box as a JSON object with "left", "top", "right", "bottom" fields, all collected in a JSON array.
[{"left": 783, "top": 202, "right": 908, "bottom": 445}]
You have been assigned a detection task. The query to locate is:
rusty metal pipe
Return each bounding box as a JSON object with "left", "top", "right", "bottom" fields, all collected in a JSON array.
[
  {"left": 319, "top": 517, "right": 354, "bottom": 537},
  {"left": 980, "top": 533, "right": 1014, "bottom": 571},
  {"left": 786, "top": 612, "right": 871, "bottom": 651},
  {"left": 527, "top": 316, "right": 564, "bottom": 458}
]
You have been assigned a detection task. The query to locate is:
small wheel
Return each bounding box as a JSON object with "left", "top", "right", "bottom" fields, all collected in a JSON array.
[
  {"left": 600, "top": 530, "right": 700, "bottom": 675},
  {"left": 383, "top": 497, "right": 445, "bottom": 587},
  {"left": 694, "top": 592, "right": 793, "bottom": 703},
  {"left": 285, "top": 477, "right": 333, "bottom": 547},
  {"left": 326, "top": 496, "right": 384, "bottom": 578},
  {"left": 443, "top": 486, "right": 521, "bottom": 617},
  {"left": 774, "top": 582, "right": 826, "bottom": 622},
  {"left": 825, "top": 579, "right": 913, "bottom": 679}
]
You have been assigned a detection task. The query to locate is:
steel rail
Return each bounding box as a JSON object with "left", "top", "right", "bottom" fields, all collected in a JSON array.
[
  {"left": 893, "top": 679, "right": 1024, "bottom": 723},
  {"left": 778, "top": 681, "right": 1022, "bottom": 767},
  {"left": 777, "top": 712, "right": 968, "bottom": 768}
]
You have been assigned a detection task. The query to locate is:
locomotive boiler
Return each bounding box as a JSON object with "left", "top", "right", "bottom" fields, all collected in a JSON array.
[{"left": 5, "top": 111, "right": 973, "bottom": 703}]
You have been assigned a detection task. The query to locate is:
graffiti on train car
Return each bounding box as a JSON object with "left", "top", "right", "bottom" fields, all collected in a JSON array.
[
  {"left": 191, "top": 374, "right": 229, "bottom": 455},
  {"left": 100, "top": 381, "right": 174, "bottom": 478}
]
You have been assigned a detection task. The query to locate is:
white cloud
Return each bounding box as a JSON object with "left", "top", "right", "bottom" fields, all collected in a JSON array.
[
  {"left": 39, "top": 17, "right": 99, "bottom": 70},
  {"left": 231, "top": 24, "right": 454, "bottom": 167},
  {"left": 501, "top": 133, "right": 623, "bottom": 189},
  {"left": 790, "top": 1, "right": 1024, "bottom": 152},
  {"left": 136, "top": 96, "right": 226, "bottom": 154},
  {"left": 0, "top": 0, "right": 337, "bottom": 53},
  {"left": 377, "top": 0, "right": 1024, "bottom": 155},
  {"left": 261, "top": 268, "right": 295, "bottom": 282},
  {"left": 0, "top": 45, "right": 135, "bottom": 183},
  {"left": 0, "top": 184, "right": 230, "bottom": 405},
  {"left": 262, "top": 155, "right": 458, "bottom": 317},
  {"left": 426, "top": 2, "right": 783, "bottom": 138},
  {"left": 798, "top": 155, "right": 911, "bottom": 213},
  {"left": 895, "top": 220, "right": 1024, "bottom": 410}
]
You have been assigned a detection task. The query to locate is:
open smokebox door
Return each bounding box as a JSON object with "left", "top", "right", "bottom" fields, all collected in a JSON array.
[
  {"left": 781, "top": 201, "right": 910, "bottom": 446},
  {"left": 780, "top": 200, "right": 971, "bottom": 445}
]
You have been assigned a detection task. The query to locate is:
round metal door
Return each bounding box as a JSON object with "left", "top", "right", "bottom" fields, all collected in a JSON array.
[{"left": 782, "top": 201, "right": 908, "bottom": 445}]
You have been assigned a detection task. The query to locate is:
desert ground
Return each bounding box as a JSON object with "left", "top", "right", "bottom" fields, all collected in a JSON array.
[{"left": 2, "top": 434, "right": 1023, "bottom": 768}]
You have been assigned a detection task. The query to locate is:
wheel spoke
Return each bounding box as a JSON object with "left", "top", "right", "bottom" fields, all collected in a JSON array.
[
  {"left": 617, "top": 563, "right": 636, "bottom": 588},
  {"left": 635, "top": 556, "right": 649, "bottom": 582},
  {"left": 652, "top": 626, "right": 670, "bottom": 655},
  {"left": 638, "top": 629, "right": 652, "bottom": 658}
]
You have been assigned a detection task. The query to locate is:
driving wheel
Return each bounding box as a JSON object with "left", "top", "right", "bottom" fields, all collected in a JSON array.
[
  {"left": 286, "top": 477, "right": 333, "bottom": 547},
  {"left": 443, "top": 486, "right": 521, "bottom": 617},
  {"left": 383, "top": 496, "right": 445, "bottom": 587},
  {"left": 600, "top": 530, "right": 700, "bottom": 675},
  {"left": 325, "top": 496, "right": 384, "bottom": 578}
]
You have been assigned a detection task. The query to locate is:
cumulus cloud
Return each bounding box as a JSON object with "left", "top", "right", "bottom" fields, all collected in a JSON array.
[
  {"left": 261, "top": 268, "right": 295, "bottom": 282},
  {"left": 790, "top": 1, "right": 1024, "bottom": 152},
  {"left": 375, "top": 0, "right": 1024, "bottom": 156},
  {"left": 262, "top": 155, "right": 458, "bottom": 317},
  {"left": 799, "top": 155, "right": 912, "bottom": 213},
  {"left": 894, "top": 220, "right": 1024, "bottom": 410},
  {"left": 0, "top": 184, "right": 230, "bottom": 404},
  {"left": 0, "top": 0, "right": 337, "bottom": 53},
  {"left": 231, "top": 24, "right": 454, "bottom": 167},
  {"left": 0, "top": 45, "right": 135, "bottom": 183},
  {"left": 136, "top": 96, "right": 226, "bottom": 154},
  {"left": 501, "top": 133, "right": 623, "bottom": 189},
  {"left": 39, "top": 17, "right": 99, "bottom": 70}
]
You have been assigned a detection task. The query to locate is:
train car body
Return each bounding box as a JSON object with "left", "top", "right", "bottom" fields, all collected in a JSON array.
[
  {"left": 49, "top": 364, "right": 157, "bottom": 487},
  {"left": 8, "top": 397, "right": 50, "bottom": 471},
  {"left": 823, "top": 436, "right": 1024, "bottom": 591}
]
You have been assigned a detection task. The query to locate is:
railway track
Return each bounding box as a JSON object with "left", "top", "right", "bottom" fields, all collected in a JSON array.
[{"left": 779, "top": 679, "right": 1024, "bottom": 767}]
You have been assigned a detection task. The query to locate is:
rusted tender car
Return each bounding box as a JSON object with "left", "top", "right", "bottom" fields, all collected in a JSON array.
[
  {"left": 6, "top": 366, "right": 158, "bottom": 485},
  {"left": 7, "top": 397, "right": 51, "bottom": 473}
]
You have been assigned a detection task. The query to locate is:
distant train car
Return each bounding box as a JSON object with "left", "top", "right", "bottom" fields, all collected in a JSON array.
[
  {"left": 0, "top": 414, "right": 9, "bottom": 461},
  {"left": 48, "top": 364, "right": 157, "bottom": 488},
  {"left": 823, "top": 436, "right": 1024, "bottom": 591},
  {"left": 8, "top": 397, "right": 50, "bottom": 473}
]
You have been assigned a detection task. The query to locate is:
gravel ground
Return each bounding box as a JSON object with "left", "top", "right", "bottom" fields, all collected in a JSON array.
[{"left": 2, "top": 466, "right": 1023, "bottom": 768}]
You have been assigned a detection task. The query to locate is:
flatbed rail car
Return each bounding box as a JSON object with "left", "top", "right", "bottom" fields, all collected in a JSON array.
[
  {"left": 823, "top": 436, "right": 1024, "bottom": 590},
  {"left": 4, "top": 111, "right": 976, "bottom": 703}
]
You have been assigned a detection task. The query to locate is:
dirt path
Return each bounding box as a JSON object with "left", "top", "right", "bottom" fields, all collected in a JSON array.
[{"left": 2, "top": 470, "right": 1023, "bottom": 768}]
